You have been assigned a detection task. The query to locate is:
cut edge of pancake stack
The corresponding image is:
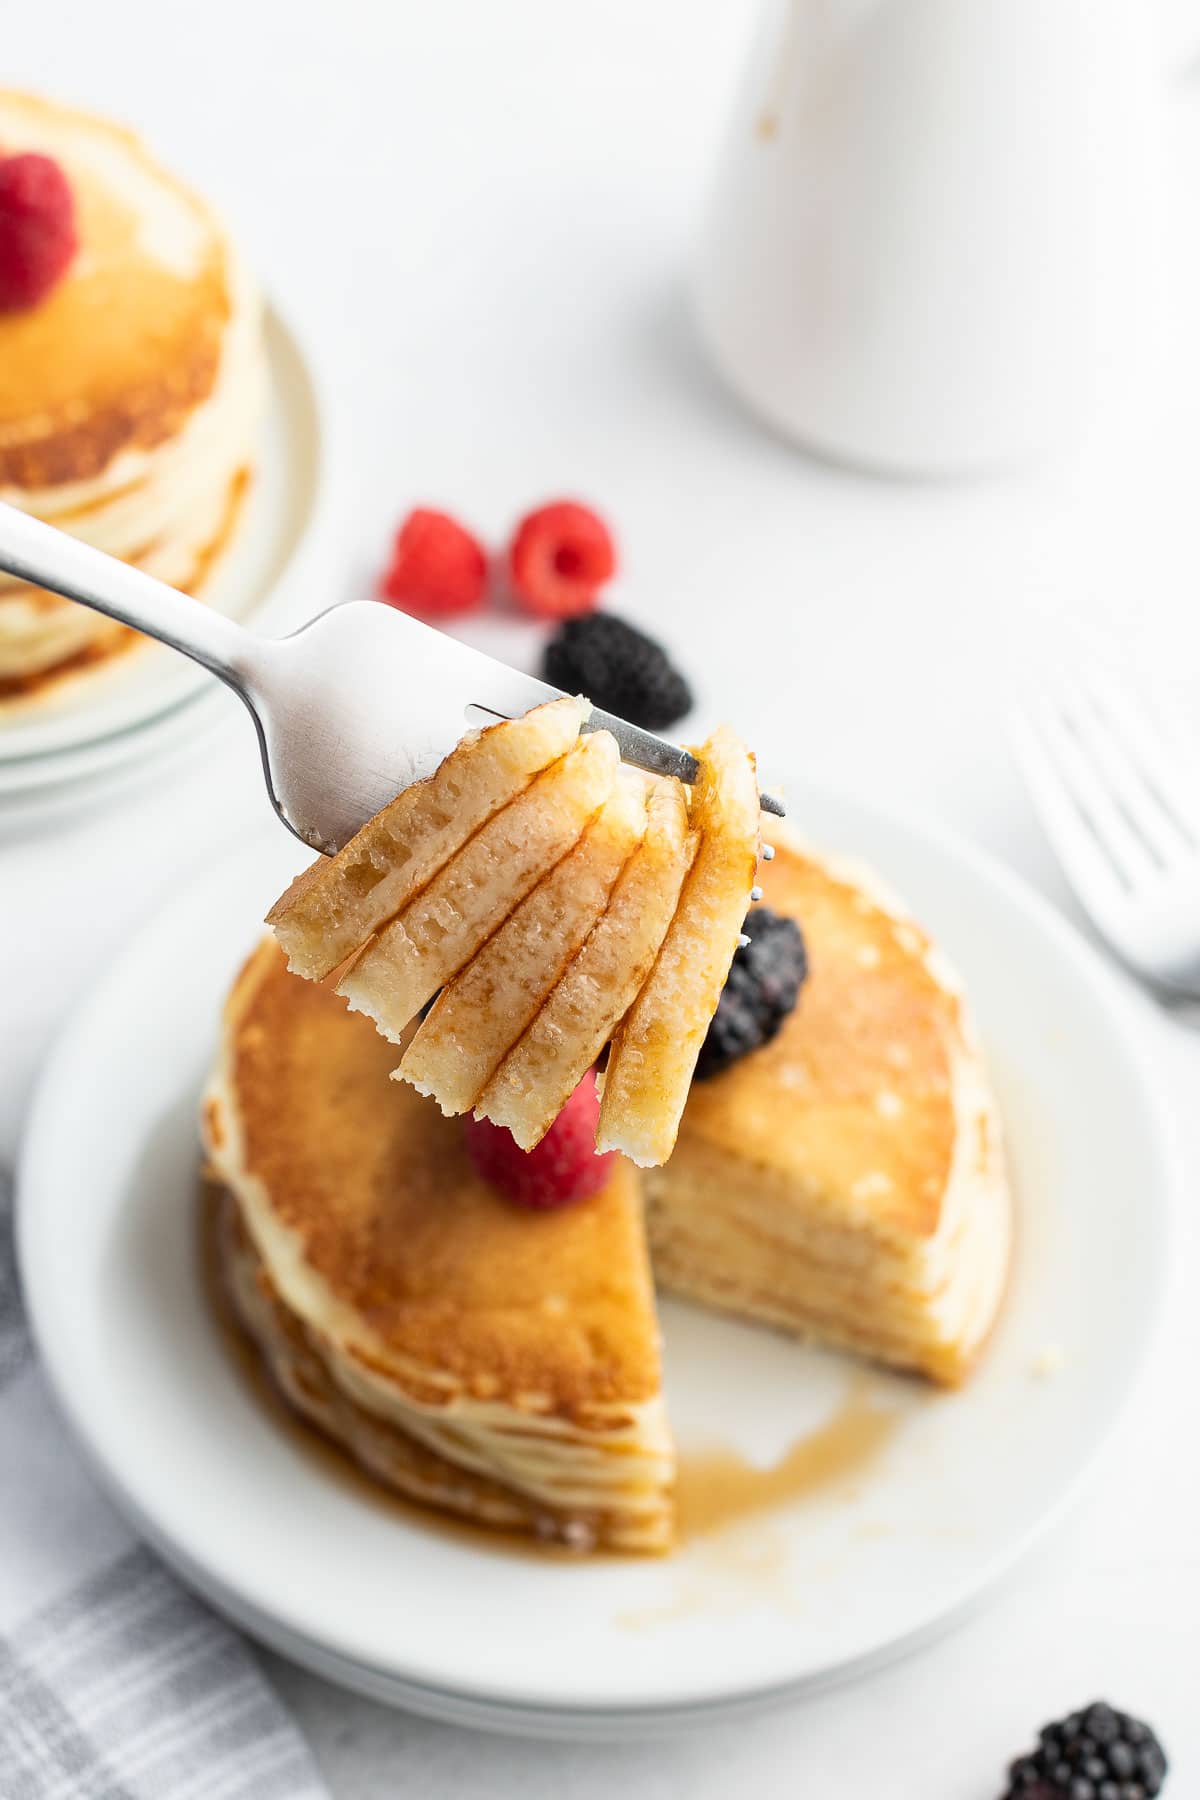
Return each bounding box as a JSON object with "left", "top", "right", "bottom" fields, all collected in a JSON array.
[
  {"left": 645, "top": 837, "right": 1010, "bottom": 1389},
  {"left": 268, "top": 696, "right": 763, "bottom": 1170},
  {"left": 203, "top": 943, "right": 675, "bottom": 1554},
  {"left": 0, "top": 89, "right": 264, "bottom": 707}
]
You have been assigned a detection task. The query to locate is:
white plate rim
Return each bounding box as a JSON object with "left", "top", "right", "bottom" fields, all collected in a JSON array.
[
  {"left": 85, "top": 1508, "right": 1056, "bottom": 1740},
  {"left": 16, "top": 782, "right": 1175, "bottom": 1723},
  {"left": 0, "top": 681, "right": 216, "bottom": 797}
]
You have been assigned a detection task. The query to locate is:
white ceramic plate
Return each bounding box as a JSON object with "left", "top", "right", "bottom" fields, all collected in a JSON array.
[
  {"left": 0, "top": 685, "right": 235, "bottom": 846},
  {"left": 0, "top": 303, "right": 328, "bottom": 777},
  {"left": 18, "top": 786, "right": 1171, "bottom": 1735}
]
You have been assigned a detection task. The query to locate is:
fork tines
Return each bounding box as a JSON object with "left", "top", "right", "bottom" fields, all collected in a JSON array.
[{"left": 1016, "top": 674, "right": 1200, "bottom": 899}]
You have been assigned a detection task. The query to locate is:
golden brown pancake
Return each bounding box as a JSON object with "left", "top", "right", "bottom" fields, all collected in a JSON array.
[
  {"left": 597, "top": 724, "right": 760, "bottom": 1167},
  {"left": 0, "top": 90, "right": 230, "bottom": 489},
  {"left": 202, "top": 941, "right": 673, "bottom": 1553},
  {"left": 398, "top": 768, "right": 649, "bottom": 1116},
  {"left": 475, "top": 777, "right": 694, "bottom": 1150},
  {"left": 268, "top": 697, "right": 590, "bottom": 982},
  {"left": 337, "top": 732, "right": 621, "bottom": 1039},
  {"left": 646, "top": 833, "right": 1010, "bottom": 1384},
  {"left": 0, "top": 90, "right": 263, "bottom": 702},
  {"left": 214, "top": 1189, "right": 635, "bottom": 1539}
]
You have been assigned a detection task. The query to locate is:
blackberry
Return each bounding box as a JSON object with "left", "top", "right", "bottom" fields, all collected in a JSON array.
[
  {"left": 542, "top": 614, "right": 693, "bottom": 732},
  {"left": 1002, "top": 1702, "right": 1168, "bottom": 1800},
  {"left": 695, "top": 908, "right": 807, "bottom": 1081}
]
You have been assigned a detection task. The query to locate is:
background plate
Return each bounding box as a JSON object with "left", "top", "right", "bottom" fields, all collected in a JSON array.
[{"left": 17, "top": 784, "right": 1171, "bottom": 1732}]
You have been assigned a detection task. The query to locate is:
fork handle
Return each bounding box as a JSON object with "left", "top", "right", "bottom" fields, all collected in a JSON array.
[{"left": 0, "top": 501, "right": 256, "bottom": 686}]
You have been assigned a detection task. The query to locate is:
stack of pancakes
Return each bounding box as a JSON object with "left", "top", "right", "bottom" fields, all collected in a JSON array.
[
  {"left": 206, "top": 946, "right": 674, "bottom": 1554},
  {"left": 0, "top": 90, "right": 263, "bottom": 704},
  {"left": 644, "top": 845, "right": 1010, "bottom": 1386},
  {"left": 203, "top": 833, "right": 1010, "bottom": 1554}
]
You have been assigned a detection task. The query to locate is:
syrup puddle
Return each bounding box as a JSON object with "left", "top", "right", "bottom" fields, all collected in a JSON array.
[
  {"left": 675, "top": 1374, "right": 899, "bottom": 1542},
  {"left": 615, "top": 1380, "right": 901, "bottom": 1629}
]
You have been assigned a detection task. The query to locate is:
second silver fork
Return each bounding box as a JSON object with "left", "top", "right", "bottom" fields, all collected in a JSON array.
[{"left": 1014, "top": 670, "right": 1200, "bottom": 998}]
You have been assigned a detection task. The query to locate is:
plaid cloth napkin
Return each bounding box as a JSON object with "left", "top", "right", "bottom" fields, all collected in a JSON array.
[{"left": 0, "top": 1174, "right": 329, "bottom": 1800}]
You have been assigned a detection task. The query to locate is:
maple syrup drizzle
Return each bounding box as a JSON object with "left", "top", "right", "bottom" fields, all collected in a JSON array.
[{"left": 676, "top": 1376, "right": 898, "bottom": 1540}]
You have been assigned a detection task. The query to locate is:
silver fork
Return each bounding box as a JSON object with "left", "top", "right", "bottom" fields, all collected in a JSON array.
[
  {"left": 0, "top": 502, "right": 783, "bottom": 854},
  {"left": 1013, "top": 671, "right": 1200, "bottom": 997}
]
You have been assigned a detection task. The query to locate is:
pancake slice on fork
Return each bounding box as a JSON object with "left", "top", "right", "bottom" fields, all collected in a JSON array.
[
  {"left": 396, "top": 769, "right": 648, "bottom": 1116},
  {"left": 268, "top": 694, "right": 589, "bottom": 980},
  {"left": 597, "top": 726, "right": 760, "bottom": 1167},
  {"left": 338, "top": 730, "right": 619, "bottom": 1039},
  {"left": 477, "top": 778, "right": 694, "bottom": 1150}
]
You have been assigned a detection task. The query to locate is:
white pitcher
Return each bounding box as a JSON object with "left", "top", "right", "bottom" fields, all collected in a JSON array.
[{"left": 696, "top": 0, "right": 1174, "bottom": 475}]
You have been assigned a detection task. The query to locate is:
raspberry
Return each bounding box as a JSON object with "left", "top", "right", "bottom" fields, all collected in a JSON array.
[
  {"left": 464, "top": 1071, "right": 614, "bottom": 1209},
  {"left": 378, "top": 508, "right": 488, "bottom": 619},
  {"left": 0, "top": 153, "right": 78, "bottom": 311},
  {"left": 696, "top": 908, "right": 807, "bottom": 1081},
  {"left": 507, "top": 500, "right": 616, "bottom": 619},
  {"left": 542, "top": 613, "right": 693, "bottom": 731}
]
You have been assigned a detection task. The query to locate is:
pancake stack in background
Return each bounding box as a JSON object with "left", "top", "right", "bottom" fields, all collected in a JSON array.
[{"left": 0, "top": 89, "right": 264, "bottom": 706}]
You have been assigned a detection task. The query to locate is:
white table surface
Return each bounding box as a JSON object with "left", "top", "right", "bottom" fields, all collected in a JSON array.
[{"left": 4, "top": 3, "right": 1200, "bottom": 1792}]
